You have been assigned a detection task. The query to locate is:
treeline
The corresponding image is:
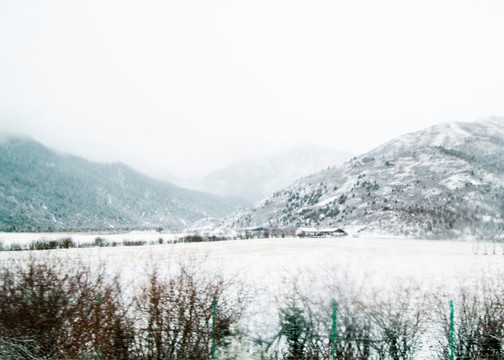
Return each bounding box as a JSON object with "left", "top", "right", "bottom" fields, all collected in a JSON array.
[
  {"left": 0, "top": 237, "right": 165, "bottom": 251},
  {"left": 1, "top": 256, "right": 504, "bottom": 359},
  {"left": 0, "top": 231, "right": 297, "bottom": 251},
  {"left": 0, "top": 235, "right": 233, "bottom": 251}
]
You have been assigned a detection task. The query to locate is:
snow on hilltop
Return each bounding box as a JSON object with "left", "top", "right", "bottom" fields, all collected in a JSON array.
[{"left": 221, "top": 117, "right": 504, "bottom": 239}]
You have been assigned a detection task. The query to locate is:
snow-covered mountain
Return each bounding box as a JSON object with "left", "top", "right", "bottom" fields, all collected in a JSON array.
[
  {"left": 174, "top": 145, "right": 353, "bottom": 202},
  {"left": 0, "top": 136, "right": 248, "bottom": 232},
  {"left": 221, "top": 118, "right": 504, "bottom": 239}
]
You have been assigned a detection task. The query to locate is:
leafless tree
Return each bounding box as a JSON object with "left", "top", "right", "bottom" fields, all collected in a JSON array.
[{"left": 134, "top": 263, "right": 249, "bottom": 360}]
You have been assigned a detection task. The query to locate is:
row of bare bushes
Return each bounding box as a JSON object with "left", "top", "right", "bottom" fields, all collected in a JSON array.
[
  {"left": 2, "top": 256, "right": 504, "bottom": 359},
  {"left": 0, "top": 237, "right": 167, "bottom": 251},
  {"left": 258, "top": 274, "right": 504, "bottom": 360},
  {"left": 0, "top": 256, "right": 248, "bottom": 359},
  {"left": 0, "top": 235, "right": 236, "bottom": 251}
]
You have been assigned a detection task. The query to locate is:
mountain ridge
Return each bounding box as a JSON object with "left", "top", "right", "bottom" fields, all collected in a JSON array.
[
  {"left": 221, "top": 118, "right": 504, "bottom": 239},
  {"left": 0, "top": 136, "right": 248, "bottom": 232}
]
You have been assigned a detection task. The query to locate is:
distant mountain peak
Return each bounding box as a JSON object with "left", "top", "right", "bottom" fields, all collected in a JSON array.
[
  {"left": 222, "top": 118, "right": 504, "bottom": 239},
  {"left": 173, "top": 145, "right": 353, "bottom": 202}
]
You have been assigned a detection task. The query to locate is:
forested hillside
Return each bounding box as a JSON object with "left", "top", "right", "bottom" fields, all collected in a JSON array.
[
  {"left": 0, "top": 136, "right": 248, "bottom": 232},
  {"left": 223, "top": 118, "right": 504, "bottom": 239}
]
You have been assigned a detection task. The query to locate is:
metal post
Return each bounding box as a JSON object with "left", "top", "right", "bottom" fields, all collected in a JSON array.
[
  {"left": 212, "top": 297, "right": 217, "bottom": 360},
  {"left": 95, "top": 296, "right": 101, "bottom": 360},
  {"left": 450, "top": 300, "right": 454, "bottom": 360},
  {"left": 332, "top": 300, "right": 337, "bottom": 360}
]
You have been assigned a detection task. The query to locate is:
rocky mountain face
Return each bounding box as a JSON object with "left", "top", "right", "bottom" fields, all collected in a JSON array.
[
  {"left": 0, "top": 136, "right": 248, "bottom": 232},
  {"left": 222, "top": 118, "right": 504, "bottom": 239},
  {"left": 175, "top": 145, "right": 353, "bottom": 202}
]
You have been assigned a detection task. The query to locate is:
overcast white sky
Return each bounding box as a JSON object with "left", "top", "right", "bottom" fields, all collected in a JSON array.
[{"left": 1, "top": 1, "right": 503, "bottom": 178}]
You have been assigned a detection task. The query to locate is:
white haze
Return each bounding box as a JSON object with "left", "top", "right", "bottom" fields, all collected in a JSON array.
[{"left": 1, "top": 1, "right": 504, "bottom": 177}]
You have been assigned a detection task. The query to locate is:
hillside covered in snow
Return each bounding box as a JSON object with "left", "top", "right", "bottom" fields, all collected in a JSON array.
[
  {"left": 0, "top": 136, "right": 248, "bottom": 232},
  {"left": 221, "top": 118, "right": 504, "bottom": 239}
]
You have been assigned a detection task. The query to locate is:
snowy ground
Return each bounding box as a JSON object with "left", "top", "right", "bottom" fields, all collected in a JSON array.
[
  {"left": 1, "top": 232, "right": 502, "bottom": 301},
  {"left": 1, "top": 233, "right": 503, "bottom": 358}
]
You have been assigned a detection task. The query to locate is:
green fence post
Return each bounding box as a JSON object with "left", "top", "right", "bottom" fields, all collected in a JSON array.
[
  {"left": 95, "top": 296, "right": 101, "bottom": 360},
  {"left": 212, "top": 297, "right": 217, "bottom": 360},
  {"left": 332, "top": 299, "right": 337, "bottom": 360},
  {"left": 450, "top": 300, "right": 454, "bottom": 360}
]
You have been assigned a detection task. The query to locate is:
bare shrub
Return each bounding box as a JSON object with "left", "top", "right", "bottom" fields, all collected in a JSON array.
[
  {"left": 268, "top": 293, "right": 374, "bottom": 360},
  {"left": 0, "top": 336, "right": 39, "bottom": 359},
  {"left": 123, "top": 239, "right": 147, "bottom": 246},
  {"left": 267, "top": 269, "right": 373, "bottom": 360},
  {"left": 264, "top": 268, "right": 433, "bottom": 360},
  {"left": 333, "top": 300, "right": 373, "bottom": 360},
  {"left": 58, "top": 237, "right": 76, "bottom": 249},
  {"left": 134, "top": 263, "right": 249, "bottom": 360},
  {"left": 433, "top": 280, "right": 504, "bottom": 360},
  {"left": 0, "top": 256, "right": 134, "bottom": 359},
  {"left": 28, "top": 239, "right": 58, "bottom": 250},
  {"left": 367, "top": 283, "right": 427, "bottom": 360},
  {"left": 0, "top": 256, "right": 75, "bottom": 356},
  {"left": 27, "top": 237, "right": 76, "bottom": 250},
  {"left": 267, "top": 298, "right": 323, "bottom": 360},
  {"left": 94, "top": 236, "right": 109, "bottom": 247},
  {"left": 184, "top": 235, "right": 204, "bottom": 243}
]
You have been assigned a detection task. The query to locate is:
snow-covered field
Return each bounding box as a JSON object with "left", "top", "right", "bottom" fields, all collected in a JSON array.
[
  {"left": 1, "top": 232, "right": 502, "bottom": 295},
  {"left": 1, "top": 233, "right": 503, "bottom": 358}
]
